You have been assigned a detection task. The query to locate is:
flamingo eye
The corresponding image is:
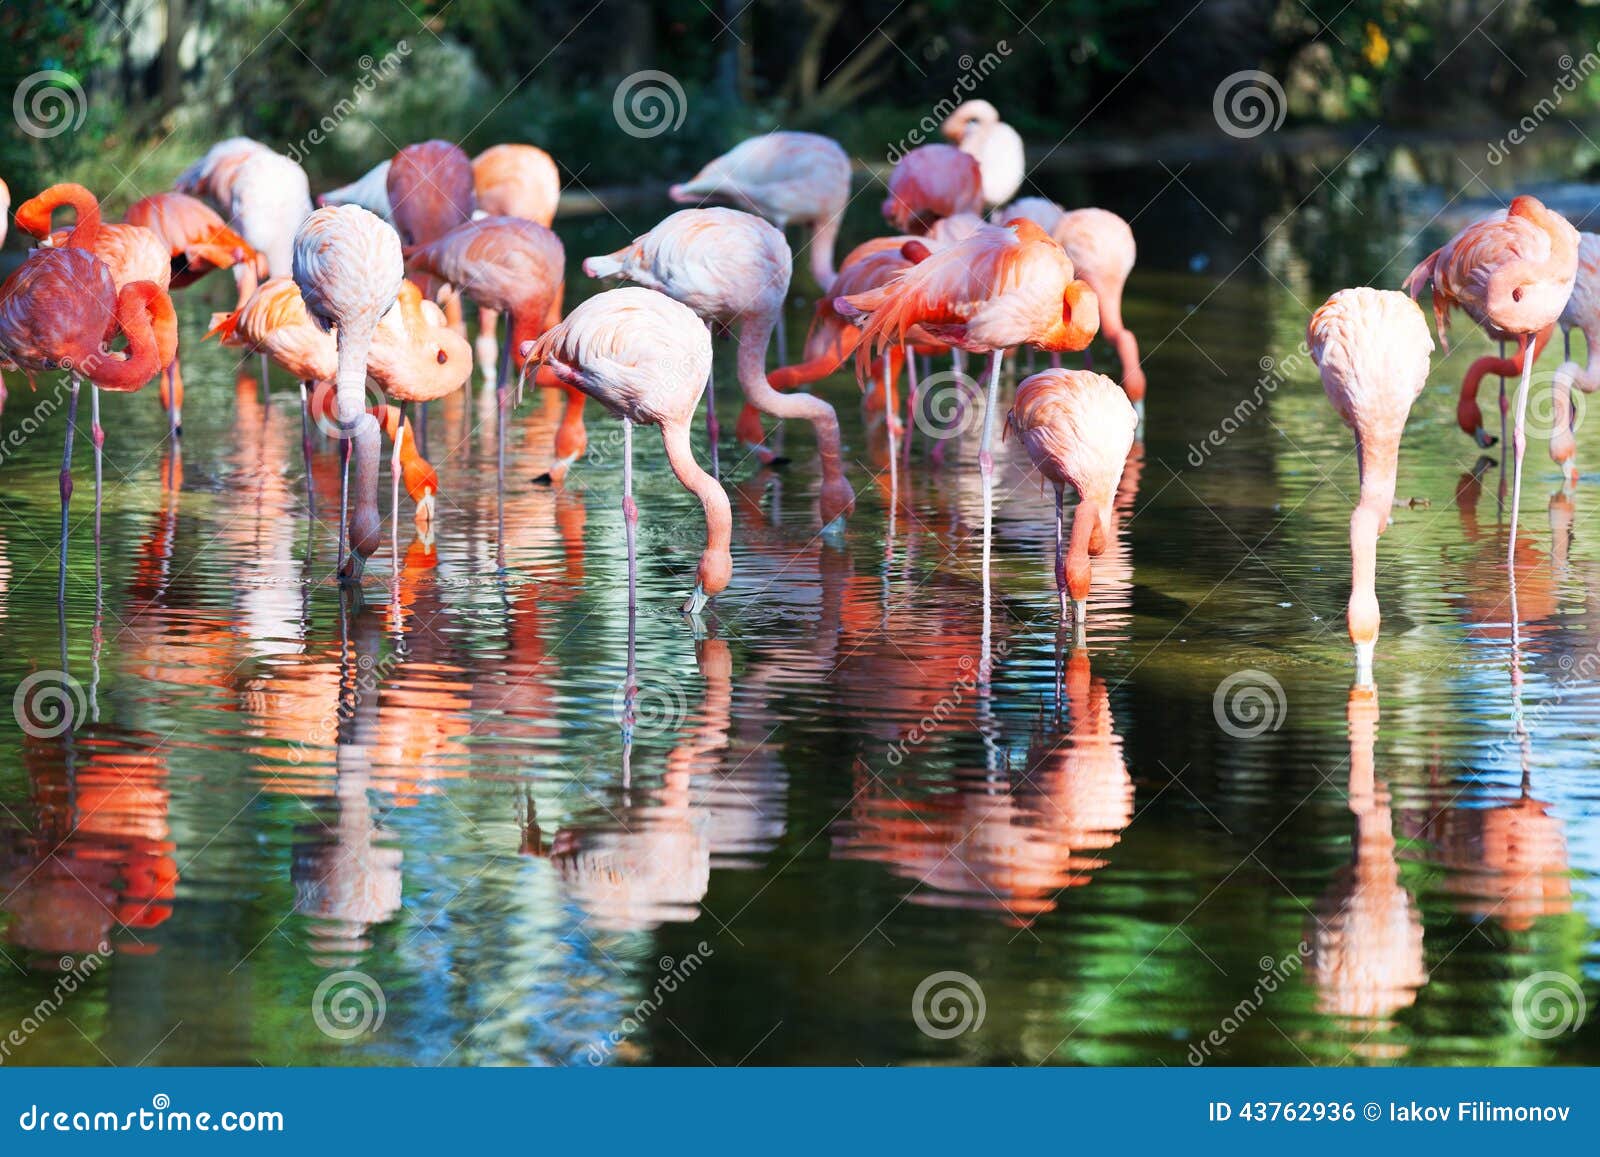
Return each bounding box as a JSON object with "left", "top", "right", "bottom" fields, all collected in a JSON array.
[
  {"left": 437, "top": 349, "right": 448, "bottom": 364},
  {"left": 1512, "top": 287, "right": 1524, "bottom": 302}
]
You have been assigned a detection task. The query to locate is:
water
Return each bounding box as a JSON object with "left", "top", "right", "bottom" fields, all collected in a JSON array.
[{"left": 1, "top": 139, "right": 1598, "bottom": 1067}]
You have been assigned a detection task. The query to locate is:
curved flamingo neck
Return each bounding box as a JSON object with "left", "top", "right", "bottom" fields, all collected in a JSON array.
[
  {"left": 91, "top": 283, "right": 173, "bottom": 392},
  {"left": 1063, "top": 499, "right": 1102, "bottom": 600},
  {"left": 661, "top": 419, "right": 731, "bottom": 586},
  {"left": 21, "top": 183, "right": 101, "bottom": 249},
  {"left": 1347, "top": 426, "right": 1400, "bottom": 649},
  {"left": 808, "top": 215, "right": 841, "bottom": 294}
]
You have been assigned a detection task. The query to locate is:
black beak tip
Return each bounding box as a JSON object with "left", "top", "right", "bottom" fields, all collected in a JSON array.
[{"left": 531, "top": 472, "right": 554, "bottom": 486}]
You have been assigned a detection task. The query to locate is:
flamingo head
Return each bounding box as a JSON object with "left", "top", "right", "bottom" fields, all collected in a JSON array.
[
  {"left": 941, "top": 99, "right": 999, "bottom": 142},
  {"left": 1058, "top": 279, "right": 1100, "bottom": 353}
]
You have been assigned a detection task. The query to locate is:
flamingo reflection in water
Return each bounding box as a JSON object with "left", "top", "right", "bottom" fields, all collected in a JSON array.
[{"left": 1306, "top": 686, "right": 1427, "bottom": 1052}]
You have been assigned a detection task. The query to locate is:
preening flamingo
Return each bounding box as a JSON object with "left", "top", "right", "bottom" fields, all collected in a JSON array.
[
  {"left": 227, "top": 150, "right": 314, "bottom": 278},
  {"left": 175, "top": 137, "right": 272, "bottom": 207},
  {"left": 1404, "top": 195, "right": 1577, "bottom": 559},
  {"left": 292, "top": 205, "right": 404, "bottom": 583},
  {"left": 1308, "top": 287, "right": 1433, "bottom": 683},
  {"left": 670, "top": 131, "right": 851, "bottom": 294},
  {"left": 125, "top": 190, "right": 266, "bottom": 435},
  {"left": 402, "top": 214, "right": 573, "bottom": 507},
  {"left": 470, "top": 143, "right": 562, "bottom": 372},
  {"left": 996, "top": 197, "right": 1143, "bottom": 403},
  {"left": 836, "top": 218, "right": 1098, "bottom": 599},
  {"left": 584, "top": 207, "right": 856, "bottom": 531},
  {"left": 388, "top": 140, "right": 475, "bottom": 302},
  {"left": 525, "top": 286, "right": 730, "bottom": 614},
  {"left": 881, "top": 143, "right": 983, "bottom": 235},
  {"left": 1549, "top": 230, "right": 1600, "bottom": 482},
  {"left": 16, "top": 184, "right": 180, "bottom": 560},
  {"left": 318, "top": 159, "right": 393, "bottom": 220},
  {"left": 1005, "top": 369, "right": 1137, "bottom": 626},
  {"left": 941, "top": 100, "right": 1025, "bottom": 208},
  {"left": 0, "top": 205, "right": 176, "bottom": 602}
]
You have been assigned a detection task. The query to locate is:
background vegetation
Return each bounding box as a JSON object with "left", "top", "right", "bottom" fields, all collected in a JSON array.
[{"left": 6, "top": 0, "right": 1600, "bottom": 201}]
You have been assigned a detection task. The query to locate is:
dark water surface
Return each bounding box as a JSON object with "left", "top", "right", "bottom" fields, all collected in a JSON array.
[{"left": 1, "top": 140, "right": 1598, "bottom": 1066}]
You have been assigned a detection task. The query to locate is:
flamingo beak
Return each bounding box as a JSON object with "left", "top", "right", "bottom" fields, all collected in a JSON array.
[
  {"left": 820, "top": 514, "right": 847, "bottom": 542},
  {"left": 1354, "top": 640, "right": 1376, "bottom": 686},
  {"left": 1073, "top": 599, "right": 1087, "bottom": 626},
  {"left": 681, "top": 583, "right": 710, "bottom": 616},
  {"left": 1474, "top": 425, "right": 1498, "bottom": 449},
  {"left": 414, "top": 492, "right": 436, "bottom": 531}
]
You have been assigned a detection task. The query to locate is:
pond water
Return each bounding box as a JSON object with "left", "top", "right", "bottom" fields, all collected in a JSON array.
[{"left": 1, "top": 138, "right": 1597, "bottom": 1066}]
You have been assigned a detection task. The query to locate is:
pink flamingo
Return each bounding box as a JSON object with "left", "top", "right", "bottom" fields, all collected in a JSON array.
[
  {"left": 1004, "top": 369, "right": 1138, "bottom": 626},
  {"left": 996, "top": 197, "right": 1143, "bottom": 404},
  {"left": 292, "top": 205, "right": 404, "bottom": 583},
  {"left": 1309, "top": 287, "right": 1434, "bottom": 682},
  {"left": 836, "top": 218, "right": 1098, "bottom": 597},
  {"left": 941, "top": 100, "right": 1025, "bottom": 208},
  {"left": 881, "top": 143, "right": 983, "bottom": 235},
  {"left": 1549, "top": 231, "right": 1600, "bottom": 482},
  {"left": 0, "top": 201, "right": 176, "bottom": 602},
  {"left": 584, "top": 207, "right": 856, "bottom": 531},
  {"left": 471, "top": 143, "right": 562, "bottom": 373},
  {"left": 525, "top": 286, "right": 730, "bottom": 615},
  {"left": 388, "top": 141, "right": 475, "bottom": 297},
  {"left": 1404, "top": 195, "right": 1578, "bottom": 559},
  {"left": 670, "top": 132, "right": 851, "bottom": 295}
]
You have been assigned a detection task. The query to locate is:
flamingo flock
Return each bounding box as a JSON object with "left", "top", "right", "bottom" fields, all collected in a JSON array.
[{"left": 0, "top": 107, "right": 1591, "bottom": 699}]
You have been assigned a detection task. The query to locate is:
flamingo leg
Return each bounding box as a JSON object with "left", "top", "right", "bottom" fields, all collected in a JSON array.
[
  {"left": 1499, "top": 339, "right": 1508, "bottom": 450},
  {"left": 623, "top": 417, "right": 637, "bottom": 617},
  {"left": 1083, "top": 348, "right": 1093, "bottom": 372},
  {"left": 416, "top": 401, "right": 429, "bottom": 460},
  {"left": 260, "top": 351, "right": 271, "bottom": 413},
  {"left": 392, "top": 404, "right": 405, "bottom": 567},
  {"left": 496, "top": 368, "right": 508, "bottom": 571},
  {"left": 882, "top": 351, "right": 898, "bottom": 494},
  {"left": 1508, "top": 337, "right": 1536, "bottom": 567},
  {"left": 1055, "top": 483, "right": 1067, "bottom": 622},
  {"left": 91, "top": 385, "right": 103, "bottom": 597},
  {"left": 58, "top": 377, "right": 80, "bottom": 606},
  {"left": 705, "top": 319, "right": 719, "bottom": 480},
  {"left": 338, "top": 435, "right": 351, "bottom": 576},
  {"left": 979, "top": 350, "right": 1003, "bottom": 684},
  {"left": 298, "top": 382, "right": 317, "bottom": 517},
  {"left": 902, "top": 346, "right": 919, "bottom": 473}
]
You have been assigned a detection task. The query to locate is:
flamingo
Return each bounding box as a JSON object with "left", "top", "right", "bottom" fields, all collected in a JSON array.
[
  {"left": 402, "top": 214, "right": 574, "bottom": 516},
  {"left": 291, "top": 205, "right": 404, "bottom": 583},
  {"left": 995, "top": 198, "right": 1143, "bottom": 403},
  {"left": 525, "top": 286, "right": 730, "bottom": 615},
  {"left": 226, "top": 150, "right": 314, "bottom": 278},
  {"left": 1308, "top": 287, "right": 1433, "bottom": 683},
  {"left": 1004, "top": 370, "right": 1138, "bottom": 626},
  {"left": 388, "top": 140, "right": 474, "bottom": 295},
  {"left": 174, "top": 137, "right": 272, "bottom": 207},
  {"left": 0, "top": 203, "right": 176, "bottom": 602},
  {"left": 318, "top": 159, "right": 393, "bottom": 220},
  {"left": 1549, "top": 231, "right": 1600, "bottom": 482},
  {"left": 584, "top": 207, "right": 856, "bottom": 531},
  {"left": 881, "top": 143, "right": 983, "bottom": 235},
  {"left": 669, "top": 131, "right": 851, "bottom": 294},
  {"left": 836, "top": 218, "right": 1098, "bottom": 603},
  {"left": 941, "top": 100, "right": 1025, "bottom": 208},
  {"left": 470, "top": 143, "right": 562, "bottom": 373},
  {"left": 1403, "top": 195, "right": 1578, "bottom": 559},
  {"left": 16, "top": 184, "right": 180, "bottom": 563},
  {"left": 125, "top": 190, "right": 265, "bottom": 436},
  {"left": 1, "top": 176, "right": 9, "bottom": 248}
]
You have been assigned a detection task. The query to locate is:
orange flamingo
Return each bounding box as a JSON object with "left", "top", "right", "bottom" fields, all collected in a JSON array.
[
  {"left": 1404, "top": 195, "right": 1578, "bottom": 558},
  {"left": 2, "top": 187, "right": 176, "bottom": 602},
  {"left": 125, "top": 190, "right": 266, "bottom": 435},
  {"left": 837, "top": 218, "right": 1098, "bottom": 599},
  {"left": 583, "top": 207, "right": 856, "bottom": 531},
  {"left": 670, "top": 131, "right": 851, "bottom": 294},
  {"left": 1309, "top": 287, "right": 1434, "bottom": 682},
  {"left": 1005, "top": 369, "right": 1138, "bottom": 627},
  {"left": 881, "top": 143, "right": 983, "bottom": 235},
  {"left": 1549, "top": 230, "right": 1600, "bottom": 481},
  {"left": 292, "top": 205, "right": 404, "bottom": 583},
  {"left": 527, "top": 287, "right": 730, "bottom": 614}
]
